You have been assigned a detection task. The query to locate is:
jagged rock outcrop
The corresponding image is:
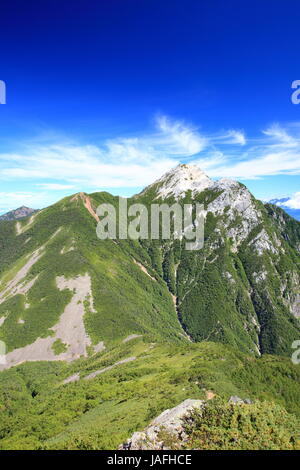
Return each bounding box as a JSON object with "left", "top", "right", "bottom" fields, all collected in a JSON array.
[{"left": 119, "top": 399, "right": 204, "bottom": 450}]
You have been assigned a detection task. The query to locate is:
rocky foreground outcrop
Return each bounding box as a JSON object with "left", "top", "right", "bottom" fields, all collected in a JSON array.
[
  {"left": 119, "top": 399, "right": 204, "bottom": 450},
  {"left": 120, "top": 396, "right": 254, "bottom": 450}
]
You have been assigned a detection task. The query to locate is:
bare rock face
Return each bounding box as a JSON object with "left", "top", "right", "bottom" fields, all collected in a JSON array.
[
  {"left": 229, "top": 395, "right": 253, "bottom": 404},
  {"left": 208, "top": 179, "right": 262, "bottom": 250},
  {"left": 120, "top": 399, "right": 204, "bottom": 450},
  {"left": 292, "top": 294, "right": 300, "bottom": 318},
  {"left": 140, "top": 164, "right": 213, "bottom": 200}
]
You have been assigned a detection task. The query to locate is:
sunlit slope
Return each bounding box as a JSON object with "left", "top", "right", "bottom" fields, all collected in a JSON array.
[
  {"left": 0, "top": 192, "right": 185, "bottom": 366},
  {"left": 0, "top": 338, "right": 299, "bottom": 450},
  {"left": 1, "top": 163, "right": 300, "bottom": 365}
]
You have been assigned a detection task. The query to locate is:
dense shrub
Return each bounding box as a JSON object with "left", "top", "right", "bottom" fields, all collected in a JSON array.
[{"left": 182, "top": 398, "right": 300, "bottom": 450}]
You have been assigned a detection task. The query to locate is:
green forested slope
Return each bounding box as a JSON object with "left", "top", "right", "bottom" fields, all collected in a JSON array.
[
  {"left": 1, "top": 177, "right": 299, "bottom": 357},
  {"left": 0, "top": 193, "right": 184, "bottom": 353},
  {"left": 0, "top": 165, "right": 300, "bottom": 450},
  {"left": 0, "top": 338, "right": 299, "bottom": 450}
]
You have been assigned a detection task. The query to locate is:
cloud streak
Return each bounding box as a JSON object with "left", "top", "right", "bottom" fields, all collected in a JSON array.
[
  {"left": 225, "top": 129, "right": 246, "bottom": 145},
  {"left": 197, "top": 123, "right": 300, "bottom": 179},
  {"left": 0, "top": 116, "right": 208, "bottom": 191},
  {"left": 275, "top": 192, "right": 300, "bottom": 210},
  {"left": 0, "top": 192, "right": 50, "bottom": 213},
  {"left": 155, "top": 115, "right": 208, "bottom": 155},
  {"left": 0, "top": 117, "right": 299, "bottom": 213}
]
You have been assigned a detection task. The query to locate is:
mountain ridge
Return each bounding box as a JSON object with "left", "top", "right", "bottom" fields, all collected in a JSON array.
[
  {"left": 0, "top": 164, "right": 299, "bottom": 368},
  {"left": 0, "top": 164, "right": 300, "bottom": 450}
]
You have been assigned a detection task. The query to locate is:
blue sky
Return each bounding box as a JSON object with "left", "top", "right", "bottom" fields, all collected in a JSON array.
[{"left": 0, "top": 0, "right": 300, "bottom": 213}]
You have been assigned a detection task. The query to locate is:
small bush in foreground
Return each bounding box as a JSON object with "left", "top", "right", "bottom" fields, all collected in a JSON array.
[{"left": 182, "top": 398, "right": 300, "bottom": 450}]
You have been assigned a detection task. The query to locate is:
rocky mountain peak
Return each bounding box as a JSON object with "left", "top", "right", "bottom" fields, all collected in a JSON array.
[{"left": 143, "top": 163, "right": 213, "bottom": 199}]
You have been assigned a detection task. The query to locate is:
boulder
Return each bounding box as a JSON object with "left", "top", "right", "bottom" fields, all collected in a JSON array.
[
  {"left": 120, "top": 399, "right": 204, "bottom": 450},
  {"left": 229, "top": 395, "right": 253, "bottom": 404}
]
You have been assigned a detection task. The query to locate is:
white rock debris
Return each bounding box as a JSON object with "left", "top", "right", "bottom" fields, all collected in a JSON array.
[
  {"left": 0, "top": 248, "right": 44, "bottom": 305},
  {"left": 93, "top": 341, "right": 106, "bottom": 353},
  {"left": 0, "top": 228, "right": 63, "bottom": 306},
  {"left": 84, "top": 356, "right": 136, "bottom": 380},
  {"left": 63, "top": 373, "right": 80, "bottom": 384},
  {"left": 15, "top": 212, "right": 39, "bottom": 236},
  {"left": 122, "top": 334, "right": 143, "bottom": 343},
  {"left": 253, "top": 271, "right": 268, "bottom": 282},
  {"left": 0, "top": 273, "right": 95, "bottom": 371},
  {"left": 292, "top": 294, "right": 300, "bottom": 318},
  {"left": 251, "top": 229, "right": 277, "bottom": 256},
  {"left": 223, "top": 271, "right": 235, "bottom": 283}
]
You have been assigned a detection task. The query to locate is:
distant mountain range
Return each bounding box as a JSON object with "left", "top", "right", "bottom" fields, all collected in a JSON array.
[
  {"left": 268, "top": 198, "right": 300, "bottom": 221},
  {"left": 0, "top": 206, "right": 37, "bottom": 221}
]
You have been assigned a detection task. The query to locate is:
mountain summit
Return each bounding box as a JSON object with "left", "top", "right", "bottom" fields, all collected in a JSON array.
[{"left": 140, "top": 163, "right": 213, "bottom": 199}]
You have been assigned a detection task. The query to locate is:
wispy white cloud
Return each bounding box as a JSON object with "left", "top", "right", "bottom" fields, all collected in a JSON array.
[
  {"left": 262, "top": 123, "right": 297, "bottom": 146},
  {"left": 202, "top": 123, "right": 300, "bottom": 179},
  {"left": 225, "top": 129, "right": 246, "bottom": 145},
  {"left": 206, "top": 150, "right": 300, "bottom": 179},
  {"left": 0, "top": 192, "right": 50, "bottom": 213},
  {"left": 211, "top": 129, "right": 246, "bottom": 146},
  {"left": 155, "top": 115, "right": 207, "bottom": 155},
  {"left": 279, "top": 192, "right": 300, "bottom": 209},
  {"left": 0, "top": 117, "right": 300, "bottom": 213},
  {"left": 0, "top": 144, "right": 178, "bottom": 191},
  {"left": 0, "top": 115, "right": 207, "bottom": 191}
]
